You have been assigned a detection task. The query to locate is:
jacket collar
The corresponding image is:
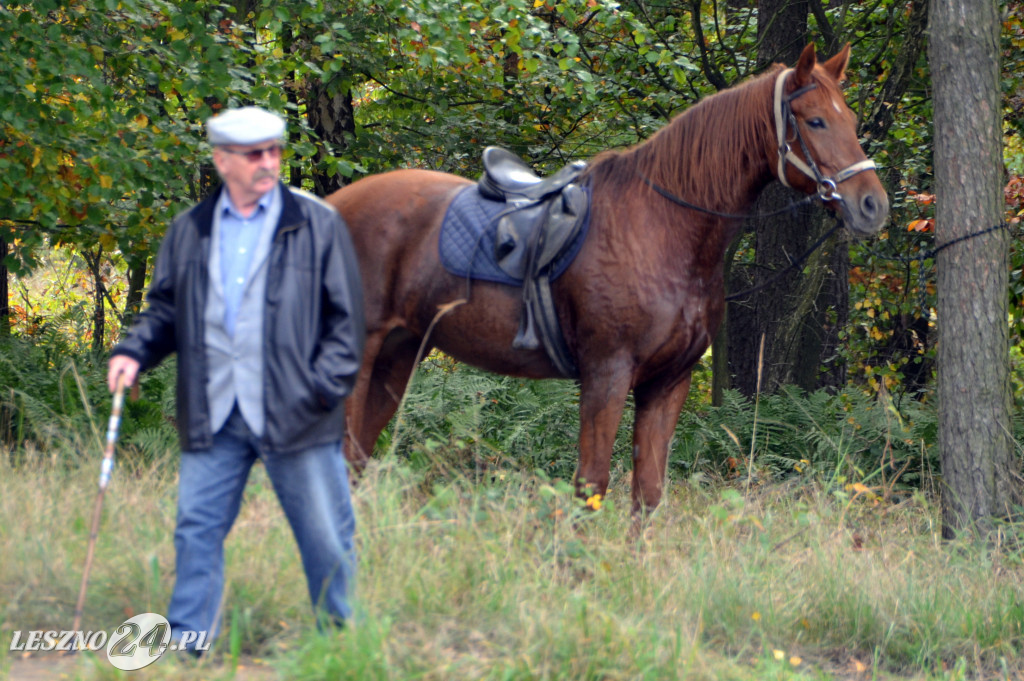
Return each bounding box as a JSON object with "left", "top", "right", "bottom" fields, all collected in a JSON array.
[{"left": 191, "top": 181, "right": 304, "bottom": 238}]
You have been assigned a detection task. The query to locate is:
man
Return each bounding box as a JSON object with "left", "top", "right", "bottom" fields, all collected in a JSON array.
[{"left": 108, "top": 106, "right": 365, "bottom": 650}]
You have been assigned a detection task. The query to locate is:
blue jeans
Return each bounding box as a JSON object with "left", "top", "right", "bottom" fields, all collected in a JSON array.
[{"left": 167, "top": 407, "right": 356, "bottom": 647}]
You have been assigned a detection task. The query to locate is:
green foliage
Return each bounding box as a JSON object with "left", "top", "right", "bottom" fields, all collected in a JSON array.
[
  {"left": 0, "top": 336, "right": 177, "bottom": 467},
  {"left": 4, "top": 0, "right": 1023, "bottom": 394},
  {"left": 1, "top": 0, "right": 372, "bottom": 276},
  {"left": 341, "top": 0, "right": 714, "bottom": 174},
  {"left": 380, "top": 359, "right": 955, "bottom": 499},
  {"left": 674, "top": 386, "right": 943, "bottom": 493},
  {"left": 1, "top": 1, "right": 212, "bottom": 273},
  {"left": 385, "top": 354, "right": 599, "bottom": 481}
]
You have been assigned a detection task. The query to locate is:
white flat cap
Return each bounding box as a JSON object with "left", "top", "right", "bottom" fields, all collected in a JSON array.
[{"left": 206, "top": 106, "right": 285, "bottom": 146}]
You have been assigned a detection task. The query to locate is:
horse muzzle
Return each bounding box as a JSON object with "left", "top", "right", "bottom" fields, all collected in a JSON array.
[{"left": 834, "top": 182, "right": 889, "bottom": 236}]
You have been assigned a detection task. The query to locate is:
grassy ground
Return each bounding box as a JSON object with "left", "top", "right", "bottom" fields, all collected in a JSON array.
[{"left": 1, "top": 446, "right": 1022, "bottom": 681}]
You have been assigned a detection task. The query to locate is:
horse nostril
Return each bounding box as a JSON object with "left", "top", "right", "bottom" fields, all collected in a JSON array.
[{"left": 861, "top": 194, "right": 877, "bottom": 218}]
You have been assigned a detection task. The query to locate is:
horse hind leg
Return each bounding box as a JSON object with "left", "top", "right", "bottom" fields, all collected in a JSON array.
[
  {"left": 345, "top": 327, "right": 428, "bottom": 474},
  {"left": 629, "top": 373, "right": 693, "bottom": 536}
]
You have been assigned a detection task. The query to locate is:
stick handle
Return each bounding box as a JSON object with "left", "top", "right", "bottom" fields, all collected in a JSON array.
[{"left": 99, "top": 377, "right": 126, "bottom": 489}]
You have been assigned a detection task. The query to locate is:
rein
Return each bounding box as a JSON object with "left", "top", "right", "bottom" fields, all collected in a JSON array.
[{"left": 641, "top": 175, "right": 821, "bottom": 220}]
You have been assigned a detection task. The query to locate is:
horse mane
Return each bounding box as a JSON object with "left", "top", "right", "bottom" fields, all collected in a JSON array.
[{"left": 585, "top": 64, "right": 787, "bottom": 213}]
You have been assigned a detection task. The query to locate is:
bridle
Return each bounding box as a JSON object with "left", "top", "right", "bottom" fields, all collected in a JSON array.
[
  {"left": 773, "top": 67, "right": 877, "bottom": 203},
  {"left": 639, "top": 65, "right": 879, "bottom": 220},
  {"left": 633, "top": 66, "right": 883, "bottom": 301}
]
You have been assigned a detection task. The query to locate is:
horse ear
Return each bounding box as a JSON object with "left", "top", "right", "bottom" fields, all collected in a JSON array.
[
  {"left": 793, "top": 43, "right": 817, "bottom": 87},
  {"left": 822, "top": 43, "right": 851, "bottom": 83}
]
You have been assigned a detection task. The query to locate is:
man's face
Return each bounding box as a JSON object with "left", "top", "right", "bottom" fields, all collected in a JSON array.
[{"left": 212, "top": 141, "right": 282, "bottom": 207}]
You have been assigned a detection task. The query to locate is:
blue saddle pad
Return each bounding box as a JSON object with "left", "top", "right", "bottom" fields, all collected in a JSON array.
[{"left": 438, "top": 185, "right": 589, "bottom": 286}]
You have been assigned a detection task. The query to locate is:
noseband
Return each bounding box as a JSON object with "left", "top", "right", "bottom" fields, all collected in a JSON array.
[{"left": 773, "top": 68, "right": 876, "bottom": 202}]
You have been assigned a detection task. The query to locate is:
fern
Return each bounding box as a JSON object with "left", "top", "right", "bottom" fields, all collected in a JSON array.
[
  {"left": 672, "top": 385, "right": 948, "bottom": 492},
  {"left": 0, "top": 337, "right": 179, "bottom": 467}
]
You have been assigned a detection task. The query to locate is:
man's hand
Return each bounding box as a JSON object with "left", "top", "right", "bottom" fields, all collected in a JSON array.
[{"left": 108, "top": 355, "right": 140, "bottom": 394}]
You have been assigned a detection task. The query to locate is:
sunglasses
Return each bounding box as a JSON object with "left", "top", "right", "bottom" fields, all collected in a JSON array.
[{"left": 220, "top": 144, "right": 283, "bottom": 162}]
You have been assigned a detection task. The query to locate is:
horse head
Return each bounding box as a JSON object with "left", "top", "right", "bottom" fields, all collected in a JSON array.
[{"left": 774, "top": 43, "right": 889, "bottom": 236}]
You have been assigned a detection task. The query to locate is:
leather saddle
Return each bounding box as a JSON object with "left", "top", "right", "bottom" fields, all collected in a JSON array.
[
  {"left": 477, "top": 147, "right": 588, "bottom": 378},
  {"left": 479, "top": 147, "right": 587, "bottom": 205}
]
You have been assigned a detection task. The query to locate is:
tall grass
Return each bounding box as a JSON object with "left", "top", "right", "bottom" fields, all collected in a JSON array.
[
  {"left": 1, "top": 342, "right": 1022, "bottom": 679},
  {"left": 2, "top": 449, "right": 1022, "bottom": 680}
]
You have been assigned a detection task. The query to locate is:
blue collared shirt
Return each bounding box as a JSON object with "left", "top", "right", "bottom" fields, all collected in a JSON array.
[{"left": 216, "top": 186, "right": 281, "bottom": 336}]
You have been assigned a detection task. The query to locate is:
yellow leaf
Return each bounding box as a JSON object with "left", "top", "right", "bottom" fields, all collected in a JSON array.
[
  {"left": 100, "top": 175, "right": 113, "bottom": 189},
  {"left": 133, "top": 113, "right": 149, "bottom": 128},
  {"left": 790, "top": 656, "right": 802, "bottom": 666},
  {"left": 99, "top": 233, "right": 116, "bottom": 250},
  {"left": 773, "top": 649, "right": 785, "bottom": 661},
  {"left": 26, "top": 83, "right": 37, "bottom": 94},
  {"left": 851, "top": 483, "right": 870, "bottom": 494},
  {"left": 32, "top": 146, "right": 43, "bottom": 168}
]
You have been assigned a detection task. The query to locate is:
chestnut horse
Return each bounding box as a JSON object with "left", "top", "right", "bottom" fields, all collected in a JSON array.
[{"left": 326, "top": 44, "right": 888, "bottom": 522}]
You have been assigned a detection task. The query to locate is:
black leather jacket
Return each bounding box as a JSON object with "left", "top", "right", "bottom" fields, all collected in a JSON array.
[{"left": 112, "top": 182, "right": 365, "bottom": 454}]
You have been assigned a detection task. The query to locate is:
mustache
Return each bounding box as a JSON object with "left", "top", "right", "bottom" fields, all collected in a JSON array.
[{"left": 253, "top": 169, "right": 279, "bottom": 182}]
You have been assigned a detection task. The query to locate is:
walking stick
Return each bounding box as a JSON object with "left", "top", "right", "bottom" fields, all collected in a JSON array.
[{"left": 69, "top": 374, "right": 127, "bottom": 651}]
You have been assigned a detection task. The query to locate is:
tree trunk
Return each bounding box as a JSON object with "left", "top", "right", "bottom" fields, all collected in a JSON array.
[
  {"left": 723, "top": 0, "right": 823, "bottom": 398},
  {"left": 121, "top": 258, "right": 147, "bottom": 331},
  {"left": 726, "top": 201, "right": 835, "bottom": 396},
  {"left": 711, "top": 240, "right": 740, "bottom": 405},
  {"left": 307, "top": 79, "right": 355, "bottom": 196},
  {"left": 0, "top": 239, "right": 8, "bottom": 337},
  {"left": 717, "top": 0, "right": 931, "bottom": 401},
  {"left": 930, "top": 0, "right": 1020, "bottom": 538},
  {"left": 89, "top": 247, "right": 105, "bottom": 353}
]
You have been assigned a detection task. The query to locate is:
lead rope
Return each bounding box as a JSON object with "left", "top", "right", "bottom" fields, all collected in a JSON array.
[{"left": 725, "top": 221, "right": 842, "bottom": 302}]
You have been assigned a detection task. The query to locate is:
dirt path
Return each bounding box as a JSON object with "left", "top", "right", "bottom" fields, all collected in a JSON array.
[{"left": 5, "top": 651, "right": 279, "bottom": 680}]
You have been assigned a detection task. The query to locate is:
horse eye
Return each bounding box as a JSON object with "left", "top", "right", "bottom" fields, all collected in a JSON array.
[{"left": 807, "top": 117, "right": 827, "bottom": 129}]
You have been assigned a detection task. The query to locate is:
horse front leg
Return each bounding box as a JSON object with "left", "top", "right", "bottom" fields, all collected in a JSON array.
[
  {"left": 575, "top": 357, "right": 634, "bottom": 501},
  {"left": 630, "top": 372, "right": 693, "bottom": 531}
]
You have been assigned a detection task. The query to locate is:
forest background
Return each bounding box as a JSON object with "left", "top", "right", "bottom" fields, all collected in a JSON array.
[
  {"left": 2, "top": 0, "right": 1023, "bottom": 474},
  {"left": 0, "top": 0, "right": 1023, "bottom": 509},
  {"left": 1, "top": 1, "right": 1024, "bottom": 679},
  {"left": 2, "top": 0, "right": 1023, "bottom": 397}
]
